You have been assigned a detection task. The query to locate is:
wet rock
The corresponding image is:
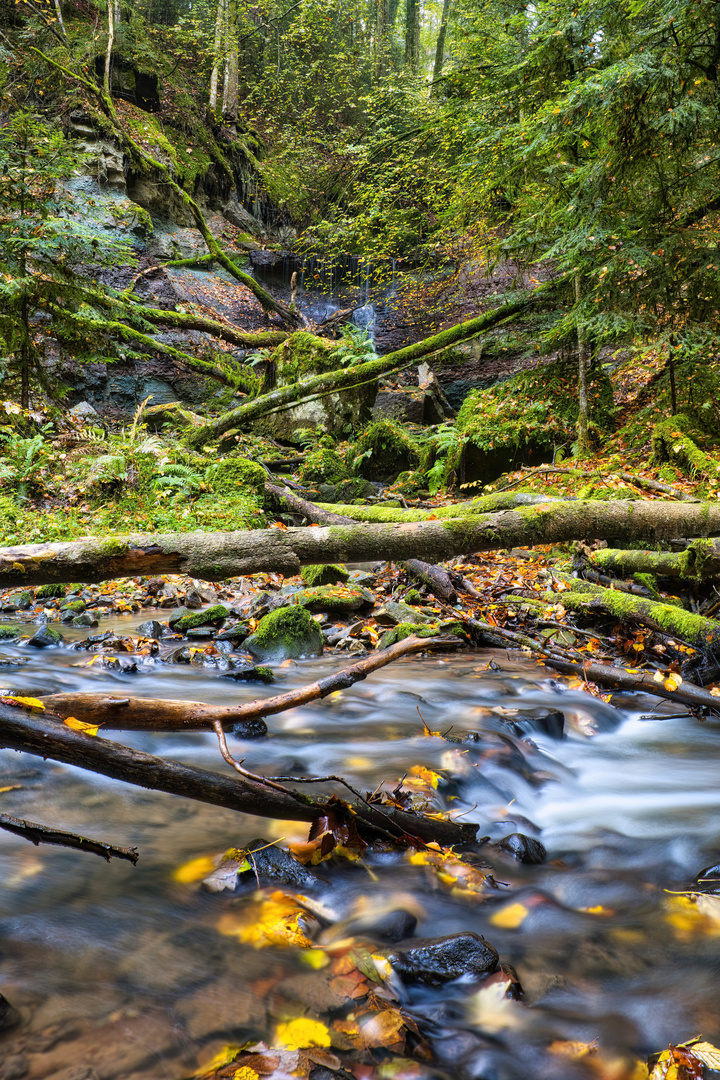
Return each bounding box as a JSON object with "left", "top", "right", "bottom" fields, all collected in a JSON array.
[
  {"left": 222, "top": 662, "right": 275, "bottom": 684},
  {"left": 0, "top": 1054, "right": 28, "bottom": 1080},
  {"left": 136, "top": 619, "right": 166, "bottom": 640},
  {"left": 60, "top": 599, "right": 86, "bottom": 615},
  {"left": 175, "top": 604, "right": 230, "bottom": 633},
  {"left": 494, "top": 833, "right": 546, "bottom": 864},
  {"left": 4, "top": 591, "right": 33, "bottom": 613},
  {"left": 0, "top": 625, "right": 19, "bottom": 640},
  {"left": 294, "top": 585, "right": 373, "bottom": 614},
  {"left": 231, "top": 716, "right": 268, "bottom": 738},
  {"left": 175, "top": 974, "right": 266, "bottom": 1041},
  {"left": 358, "top": 908, "right": 418, "bottom": 943},
  {"left": 0, "top": 993, "right": 21, "bottom": 1031},
  {"left": 509, "top": 709, "right": 565, "bottom": 740},
  {"left": 347, "top": 570, "right": 376, "bottom": 588},
  {"left": 186, "top": 626, "right": 216, "bottom": 639},
  {"left": 86, "top": 631, "right": 113, "bottom": 645},
  {"left": 695, "top": 862, "right": 720, "bottom": 892},
  {"left": 144, "top": 577, "right": 165, "bottom": 596},
  {"left": 215, "top": 622, "right": 250, "bottom": 643},
  {"left": 168, "top": 606, "right": 192, "bottom": 628},
  {"left": 27, "top": 625, "right": 64, "bottom": 648},
  {"left": 72, "top": 613, "right": 99, "bottom": 628},
  {"left": 245, "top": 605, "right": 323, "bottom": 662},
  {"left": 383, "top": 932, "right": 498, "bottom": 985},
  {"left": 205, "top": 838, "right": 320, "bottom": 892}
]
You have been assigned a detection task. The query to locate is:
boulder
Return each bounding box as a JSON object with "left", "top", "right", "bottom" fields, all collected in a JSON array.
[
  {"left": 300, "top": 564, "right": 350, "bottom": 587},
  {"left": 245, "top": 605, "right": 323, "bottom": 661},
  {"left": 27, "top": 625, "right": 64, "bottom": 648}
]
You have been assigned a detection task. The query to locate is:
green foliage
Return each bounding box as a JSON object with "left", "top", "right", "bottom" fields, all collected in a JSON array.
[
  {"left": 299, "top": 449, "right": 350, "bottom": 485},
  {"left": 204, "top": 456, "right": 267, "bottom": 496}
]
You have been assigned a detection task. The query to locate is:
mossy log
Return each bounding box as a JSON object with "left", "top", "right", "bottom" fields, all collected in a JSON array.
[
  {"left": 315, "top": 492, "right": 542, "bottom": 523},
  {"left": 652, "top": 415, "right": 720, "bottom": 481},
  {"left": 4, "top": 499, "right": 720, "bottom": 588},
  {"left": 539, "top": 577, "right": 719, "bottom": 648},
  {"left": 0, "top": 701, "right": 475, "bottom": 845},
  {"left": 591, "top": 539, "right": 720, "bottom": 580},
  {"left": 124, "top": 302, "right": 289, "bottom": 350},
  {"left": 185, "top": 298, "right": 531, "bottom": 448}
]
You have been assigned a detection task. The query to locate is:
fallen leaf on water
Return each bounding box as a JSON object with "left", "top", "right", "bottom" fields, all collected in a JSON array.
[
  {"left": 173, "top": 854, "right": 218, "bottom": 884},
  {"left": 489, "top": 901, "right": 529, "bottom": 929},
  {"left": 648, "top": 1044, "right": 703, "bottom": 1080},
  {"left": 407, "top": 842, "right": 492, "bottom": 898},
  {"left": 275, "top": 1017, "right": 331, "bottom": 1050},
  {"left": 63, "top": 716, "right": 101, "bottom": 737},
  {"left": 216, "top": 889, "right": 318, "bottom": 948}
]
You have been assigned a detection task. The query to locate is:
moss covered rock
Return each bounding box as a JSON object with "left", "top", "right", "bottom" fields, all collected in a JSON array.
[
  {"left": 294, "top": 585, "right": 373, "bottom": 613},
  {"left": 0, "top": 625, "right": 18, "bottom": 640},
  {"left": 60, "top": 600, "right": 87, "bottom": 614},
  {"left": 299, "top": 449, "right": 350, "bottom": 486},
  {"left": 205, "top": 458, "right": 266, "bottom": 497},
  {"left": 245, "top": 605, "right": 324, "bottom": 661},
  {"left": 36, "top": 584, "right": 67, "bottom": 600},
  {"left": 6, "top": 591, "right": 33, "bottom": 611},
  {"left": 254, "top": 332, "right": 376, "bottom": 442},
  {"left": 451, "top": 358, "right": 614, "bottom": 486},
  {"left": 301, "top": 564, "right": 350, "bottom": 587},
  {"left": 350, "top": 421, "right": 420, "bottom": 482},
  {"left": 377, "top": 623, "right": 440, "bottom": 649},
  {"left": 175, "top": 604, "right": 230, "bottom": 633}
]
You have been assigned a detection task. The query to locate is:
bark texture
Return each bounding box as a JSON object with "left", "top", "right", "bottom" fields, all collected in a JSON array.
[{"left": 4, "top": 499, "right": 720, "bottom": 588}]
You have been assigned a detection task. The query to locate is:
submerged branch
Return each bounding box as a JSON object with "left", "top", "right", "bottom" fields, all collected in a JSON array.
[{"left": 0, "top": 812, "right": 139, "bottom": 863}]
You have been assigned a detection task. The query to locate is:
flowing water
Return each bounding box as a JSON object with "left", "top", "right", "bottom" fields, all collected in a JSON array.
[{"left": 1, "top": 610, "right": 720, "bottom": 1079}]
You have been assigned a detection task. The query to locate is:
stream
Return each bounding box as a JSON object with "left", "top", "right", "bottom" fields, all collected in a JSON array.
[{"left": 1, "top": 606, "right": 720, "bottom": 1079}]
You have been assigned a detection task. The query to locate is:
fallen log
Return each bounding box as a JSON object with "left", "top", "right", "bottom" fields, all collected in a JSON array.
[
  {"left": 37, "top": 635, "right": 462, "bottom": 731},
  {"left": 0, "top": 812, "right": 139, "bottom": 863},
  {"left": 590, "top": 539, "right": 720, "bottom": 580},
  {"left": 186, "top": 298, "right": 531, "bottom": 448},
  {"left": 264, "top": 482, "right": 357, "bottom": 526},
  {"left": 5, "top": 499, "right": 720, "bottom": 588},
  {"left": 541, "top": 656, "right": 720, "bottom": 716},
  {"left": 404, "top": 559, "right": 457, "bottom": 604},
  {"left": 0, "top": 703, "right": 476, "bottom": 845}
]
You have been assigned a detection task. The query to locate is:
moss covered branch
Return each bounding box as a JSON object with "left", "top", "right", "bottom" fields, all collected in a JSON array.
[
  {"left": 591, "top": 539, "right": 720, "bottom": 581},
  {"left": 652, "top": 414, "right": 720, "bottom": 481}
]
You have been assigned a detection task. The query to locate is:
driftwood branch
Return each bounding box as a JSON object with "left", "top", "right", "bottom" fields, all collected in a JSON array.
[
  {"left": 38, "top": 634, "right": 463, "bottom": 731},
  {"left": 0, "top": 812, "right": 139, "bottom": 863},
  {"left": 0, "top": 703, "right": 476, "bottom": 845}
]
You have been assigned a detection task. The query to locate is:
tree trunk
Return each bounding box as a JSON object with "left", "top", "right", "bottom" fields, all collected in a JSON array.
[
  {"left": 104, "top": 0, "right": 114, "bottom": 97},
  {"left": 430, "top": 0, "right": 452, "bottom": 92},
  {"left": 4, "top": 499, "right": 720, "bottom": 589},
  {"left": 209, "top": 0, "right": 226, "bottom": 112},
  {"left": 224, "top": 0, "right": 239, "bottom": 124},
  {"left": 574, "top": 272, "right": 590, "bottom": 459},
  {"left": 186, "top": 297, "right": 530, "bottom": 448},
  {"left": 405, "top": 0, "right": 420, "bottom": 73},
  {"left": 375, "top": 0, "right": 389, "bottom": 80},
  {"left": 53, "top": 0, "right": 66, "bottom": 38}
]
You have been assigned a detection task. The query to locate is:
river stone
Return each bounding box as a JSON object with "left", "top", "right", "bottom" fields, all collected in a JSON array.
[
  {"left": 72, "top": 613, "right": 99, "bottom": 628},
  {"left": 215, "top": 622, "right": 250, "bottom": 643},
  {"left": 230, "top": 716, "right": 268, "bottom": 738},
  {"left": 222, "top": 662, "right": 275, "bottom": 684},
  {"left": 382, "top": 932, "right": 498, "bottom": 985},
  {"left": 4, "top": 591, "right": 33, "bottom": 612},
  {"left": 237, "top": 838, "right": 320, "bottom": 890},
  {"left": 245, "top": 605, "right": 323, "bottom": 662},
  {"left": 509, "top": 709, "right": 565, "bottom": 740},
  {"left": 300, "top": 563, "right": 350, "bottom": 587},
  {"left": 136, "top": 619, "right": 166, "bottom": 640},
  {"left": 174, "top": 604, "right": 230, "bottom": 633},
  {"left": 375, "top": 601, "right": 433, "bottom": 626},
  {"left": 495, "top": 833, "right": 547, "bottom": 864},
  {"left": 186, "top": 626, "right": 215, "bottom": 639},
  {"left": 27, "top": 625, "right": 64, "bottom": 648}
]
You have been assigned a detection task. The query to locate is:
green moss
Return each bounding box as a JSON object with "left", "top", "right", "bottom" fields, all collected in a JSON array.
[
  {"left": 175, "top": 604, "right": 230, "bottom": 632},
  {"left": 0, "top": 625, "right": 18, "bottom": 639},
  {"left": 60, "top": 599, "right": 86, "bottom": 614},
  {"left": 651, "top": 414, "right": 720, "bottom": 481},
  {"left": 293, "top": 585, "right": 372, "bottom": 612},
  {"left": 349, "top": 421, "right": 421, "bottom": 481},
  {"left": 300, "top": 564, "right": 350, "bottom": 587},
  {"left": 252, "top": 665, "right": 275, "bottom": 683},
  {"left": 36, "top": 583, "right": 67, "bottom": 599},
  {"left": 404, "top": 589, "right": 423, "bottom": 605},
  {"left": 205, "top": 457, "right": 266, "bottom": 497},
  {"left": 97, "top": 539, "right": 129, "bottom": 558},
  {"left": 377, "top": 622, "right": 441, "bottom": 648},
  {"left": 245, "top": 604, "right": 324, "bottom": 660},
  {"left": 266, "top": 332, "right": 337, "bottom": 387},
  {"left": 299, "top": 449, "right": 350, "bottom": 485}
]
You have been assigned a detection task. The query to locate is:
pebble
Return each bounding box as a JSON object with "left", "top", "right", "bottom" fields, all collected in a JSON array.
[{"left": 494, "top": 833, "right": 547, "bottom": 864}]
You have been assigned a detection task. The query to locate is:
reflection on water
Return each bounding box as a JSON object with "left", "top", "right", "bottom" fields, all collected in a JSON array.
[{"left": 1, "top": 612, "right": 720, "bottom": 1078}]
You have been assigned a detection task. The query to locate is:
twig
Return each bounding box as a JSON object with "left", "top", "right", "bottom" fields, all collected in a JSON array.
[
  {"left": 0, "top": 812, "right": 138, "bottom": 863},
  {"left": 210, "top": 720, "right": 294, "bottom": 794}
]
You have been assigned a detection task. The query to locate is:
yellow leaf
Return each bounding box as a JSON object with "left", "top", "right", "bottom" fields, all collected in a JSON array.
[
  {"left": 217, "top": 890, "right": 317, "bottom": 949},
  {"left": 664, "top": 675, "right": 682, "bottom": 691},
  {"left": 63, "top": 716, "right": 101, "bottom": 737},
  {"left": 275, "top": 1017, "right": 331, "bottom": 1050},
  {"left": 489, "top": 902, "right": 529, "bottom": 929},
  {"left": 689, "top": 1042, "right": 720, "bottom": 1071},
  {"left": 233, "top": 1068, "right": 259, "bottom": 1080},
  {"left": 301, "top": 948, "right": 330, "bottom": 970},
  {"left": 173, "top": 855, "right": 218, "bottom": 884},
  {"left": 0, "top": 785, "right": 21, "bottom": 794},
  {"left": 5, "top": 696, "right": 45, "bottom": 711}
]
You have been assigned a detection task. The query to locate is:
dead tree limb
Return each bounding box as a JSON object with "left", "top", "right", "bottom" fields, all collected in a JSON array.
[
  {"left": 38, "top": 635, "right": 463, "bottom": 731},
  {"left": 186, "top": 297, "right": 531, "bottom": 448},
  {"left": 0, "top": 813, "right": 139, "bottom": 863},
  {"left": 541, "top": 656, "right": 720, "bottom": 715},
  {"left": 0, "top": 703, "right": 476, "bottom": 845},
  {"left": 264, "top": 482, "right": 357, "bottom": 525},
  {"left": 5, "top": 499, "right": 720, "bottom": 588}
]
